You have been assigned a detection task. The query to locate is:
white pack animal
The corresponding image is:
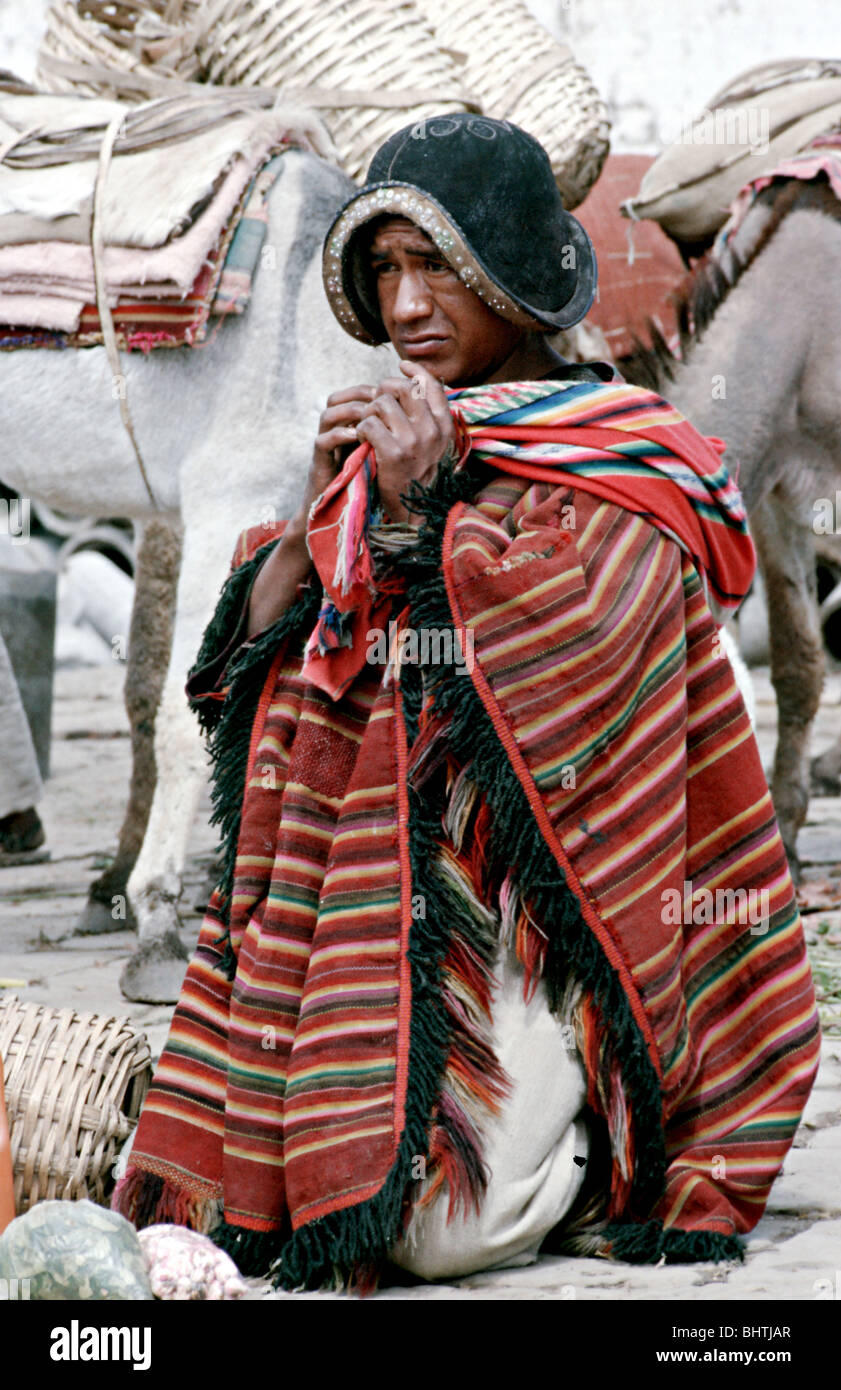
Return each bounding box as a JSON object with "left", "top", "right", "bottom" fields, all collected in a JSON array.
[{"left": 0, "top": 145, "right": 390, "bottom": 1001}]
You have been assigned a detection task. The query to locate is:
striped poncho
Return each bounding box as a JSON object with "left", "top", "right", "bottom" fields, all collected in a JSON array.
[{"left": 114, "top": 377, "right": 820, "bottom": 1289}]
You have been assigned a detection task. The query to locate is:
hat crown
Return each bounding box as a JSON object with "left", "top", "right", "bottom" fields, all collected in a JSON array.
[
  {"left": 366, "top": 115, "right": 575, "bottom": 313},
  {"left": 322, "top": 113, "right": 598, "bottom": 343}
]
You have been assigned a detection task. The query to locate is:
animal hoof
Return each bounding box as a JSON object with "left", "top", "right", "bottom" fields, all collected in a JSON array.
[
  {"left": 810, "top": 771, "right": 841, "bottom": 797},
  {"left": 119, "top": 931, "right": 190, "bottom": 1004},
  {"left": 809, "top": 755, "right": 841, "bottom": 798},
  {"left": 74, "top": 897, "right": 135, "bottom": 936}
]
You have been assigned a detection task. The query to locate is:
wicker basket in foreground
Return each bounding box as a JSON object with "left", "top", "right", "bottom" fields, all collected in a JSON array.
[{"left": 0, "top": 994, "right": 152, "bottom": 1214}]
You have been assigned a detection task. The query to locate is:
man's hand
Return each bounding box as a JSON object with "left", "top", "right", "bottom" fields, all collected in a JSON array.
[
  {"left": 356, "top": 362, "right": 455, "bottom": 523},
  {"left": 247, "top": 384, "right": 376, "bottom": 636},
  {"left": 248, "top": 367, "right": 454, "bottom": 636},
  {"left": 294, "top": 383, "right": 380, "bottom": 532}
]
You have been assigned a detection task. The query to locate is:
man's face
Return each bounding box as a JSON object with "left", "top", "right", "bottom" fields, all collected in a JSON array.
[{"left": 368, "top": 217, "right": 522, "bottom": 386}]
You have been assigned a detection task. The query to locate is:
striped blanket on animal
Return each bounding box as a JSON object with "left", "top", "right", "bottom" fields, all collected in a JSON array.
[{"left": 114, "top": 377, "right": 820, "bottom": 1291}]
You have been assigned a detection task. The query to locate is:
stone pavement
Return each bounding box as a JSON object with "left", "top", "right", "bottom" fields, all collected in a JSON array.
[{"left": 0, "top": 662, "right": 839, "bottom": 1302}]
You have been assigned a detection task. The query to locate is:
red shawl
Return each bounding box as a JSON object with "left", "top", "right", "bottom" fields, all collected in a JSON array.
[{"left": 114, "top": 379, "right": 819, "bottom": 1288}]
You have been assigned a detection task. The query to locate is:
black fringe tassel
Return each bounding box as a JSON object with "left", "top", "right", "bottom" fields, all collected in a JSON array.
[
  {"left": 209, "top": 1218, "right": 286, "bottom": 1277},
  {"left": 605, "top": 1218, "right": 745, "bottom": 1265}
]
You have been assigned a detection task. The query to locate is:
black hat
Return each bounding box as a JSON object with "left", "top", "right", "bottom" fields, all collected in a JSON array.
[{"left": 322, "top": 113, "right": 597, "bottom": 344}]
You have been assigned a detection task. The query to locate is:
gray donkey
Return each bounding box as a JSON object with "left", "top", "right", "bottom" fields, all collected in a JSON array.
[{"left": 622, "top": 177, "right": 841, "bottom": 878}]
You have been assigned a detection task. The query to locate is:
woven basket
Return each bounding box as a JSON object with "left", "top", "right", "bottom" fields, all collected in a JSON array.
[
  {"left": 0, "top": 994, "right": 152, "bottom": 1214},
  {"left": 39, "top": 1, "right": 608, "bottom": 194},
  {"left": 194, "top": 0, "right": 472, "bottom": 180},
  {"left": 419, "top": 0, "right": 610, "bottom": 209},
  {"left": 39, "top": 0, "right": 473, "bottom": 180},
  {"left": 38, "top": 1, "right": 205, "bottom": 98}
]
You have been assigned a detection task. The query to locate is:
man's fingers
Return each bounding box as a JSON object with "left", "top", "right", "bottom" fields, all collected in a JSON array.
[
  {"left": 398, "top": 360, "right": 450, "bottom": 409},
  {"left": 376, "top": 370, "right": 446, "bottom": 412},
  {"left": 315, "top": 424, "right": 362, "bottom": 455},
  {"left": 362, "top": 394, "right": 432, "bottom": 456},
  {"left": 398, "top": 360, "right": 444, "bottom": 391},
  {"left": 370, "top": 375, "right": 418, "bottom": 411},
  {"left": 324, "top": 384, "right": 378, "bottom": 408},
  {"left": 400, "top": 363, "right": 456, "bottom": 436},
  {"left": 387, "top": 362, "right": 455, "bottom": 439},
  {"left": 362, "top": 392, "right": 409, "bottom": 424},
  {"left": 319, "top": 400, "right": 376, "bottom": 431},
  {"left": 357, "top": 401, "right": 411, "bottom": 447},
  {"left": 355, "top": 414, "right": 397, "bottom": 458},
  {"left": 367, "top": 377, "right": 450, "bottom": 438}
]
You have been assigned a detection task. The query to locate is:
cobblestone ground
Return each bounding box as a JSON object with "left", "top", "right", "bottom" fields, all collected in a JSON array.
[{"left": 1, "top": 662, "right": 839, "bottom": 1302}]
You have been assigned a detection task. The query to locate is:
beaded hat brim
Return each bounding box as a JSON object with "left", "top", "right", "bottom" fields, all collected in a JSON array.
[{"left": 322, "top": 181, "right": 597, "bottom": 345}]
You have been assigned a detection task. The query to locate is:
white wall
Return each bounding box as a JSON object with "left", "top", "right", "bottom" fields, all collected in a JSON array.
[
  {"left": 0, "top": 0, "right": 50, "bottom": 80},
  {"left": 1, "top": 0, "right": 839, "bottom": 151},
  {"left": 536, "top": 0, "right": 841, "bottom": 150}
]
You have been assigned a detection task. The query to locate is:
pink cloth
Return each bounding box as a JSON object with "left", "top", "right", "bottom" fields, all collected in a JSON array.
[
  {"left": 0, "top": 291, "right": 83, "bottom": 331},
  {"left": 717, "top": 141, "right": 841, "bottom": 251},
  {"left": 0, "top": 158, "right": 250, "bottom": 306}
]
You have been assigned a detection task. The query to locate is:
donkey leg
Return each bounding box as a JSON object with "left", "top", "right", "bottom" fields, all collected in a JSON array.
[
  {"left": 75, "top": 518, "right": 182, "bottom": 934},
  {"left": 752, "top": 495, "right": 824, "bottom": 880},
  {"left": 810, "top": 570, "right": 841, "bottom": 794},
  {"left": 119, "top": 508, "right": 243, "bottom": 1003}
]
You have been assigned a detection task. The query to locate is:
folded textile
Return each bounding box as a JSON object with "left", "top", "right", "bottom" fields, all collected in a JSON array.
[
  {"left": 114, "top": 377, "right": 819, "bottom": 1290},
  {"left": 209, "top": 157, "right": 281, "bottom": 318},
  {"left": 0, "top": 290, "right": 83, "bottom": 331},
  {"left": 0, "top": 93, "right": 323, "bottom": 248},
  {"left": 0, "top": 326, "right": 65, "bottom": 350},
  {"left": 70, "top": 258, "right": 219, "bottom": 351},
  {"left": 716, "top": 141, "right": 841, "bottom": 254},
  {"left": 0, "top": 153, "right": 285, "bottom": 349},
  {"left": 0, "top": 157, "right": 262, "bottom": 303}
]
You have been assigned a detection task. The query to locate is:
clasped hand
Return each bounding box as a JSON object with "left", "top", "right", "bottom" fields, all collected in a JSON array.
[
  {"left": 307, "top": 360, "right": 455, "bottom": 526},
  {"left": 249, "top": 364, "right": 454, "bottom": 637}
]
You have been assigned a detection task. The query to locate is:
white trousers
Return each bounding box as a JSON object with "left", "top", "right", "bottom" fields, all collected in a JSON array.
[{"left": 391, "top": 947, "right": 590, "bottom": 1280}]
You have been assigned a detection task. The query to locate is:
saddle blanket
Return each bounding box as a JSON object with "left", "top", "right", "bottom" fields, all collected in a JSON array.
[
  {"left": 0, "top": 88, "right": 327, "bottom": 246},
  {"left": 0, "top": 152, "right": 285, "bottom": 352},
  {"left": 715, "top": 136, "right": 841, "bottom": 254},
  {"left": 0, "top": 86, "right": 331, "bottom": 351}
]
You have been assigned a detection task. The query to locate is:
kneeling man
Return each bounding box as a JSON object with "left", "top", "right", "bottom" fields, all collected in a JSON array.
[{"left": 116, "top": 114, "right": 819, "bottom": 1291}]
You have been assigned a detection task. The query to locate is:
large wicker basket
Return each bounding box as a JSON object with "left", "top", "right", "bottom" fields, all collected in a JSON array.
[
  {"left": 0, "top": 994, "right": 152, "bottom": 1214},
  {"left": 38, "top": 0, "right": 609, "bottom": 197},
  {"left": 419, "top": 0, "right": 610, "bottom": 208},
  {"left": 38, "top": 0, "right": 206, "bottom": 98},
  {"left": 39, "top": 0, "right": 473, "bottom": 180}
]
